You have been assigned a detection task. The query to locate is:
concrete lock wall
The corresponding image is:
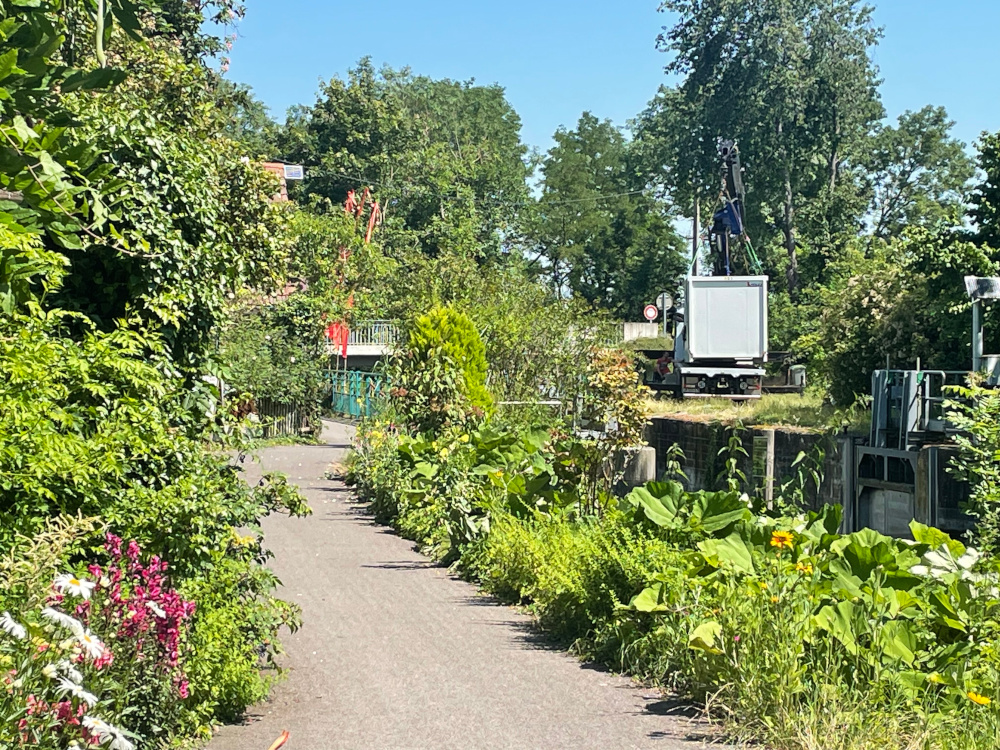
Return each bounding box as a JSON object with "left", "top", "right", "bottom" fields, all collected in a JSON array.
[{"left": 645, "top": 417, "right": 849, "bottom": 510}]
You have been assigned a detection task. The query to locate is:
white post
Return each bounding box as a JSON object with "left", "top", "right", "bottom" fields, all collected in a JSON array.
[{"left": 973, "top": 300, "right": 984, "bottom": 372}]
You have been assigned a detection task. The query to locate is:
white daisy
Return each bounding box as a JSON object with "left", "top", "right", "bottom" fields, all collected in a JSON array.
[
  {"left": 0, "top": 611, "right": 26, "bottom": 640},
  {"left": 82, "top": 716, "right": 114, "bottom": 742},
  {"left": 77, "top": 630, "right": 105, "bottom": 660},
  {"left": 57, "top": 676, "right": 99, "bottom": 706},
  {"left": 58, "top": 660, "right": 84, "bottom": 683},
  {"left": 54, "top": 573, "right": 97, "bottom": 600},
  {"left": 82, "top": 716, "right": 132, "bottom": 750},
  {"left": 40, "top": 607, "right": 85, "bottom": 637},
  {"left": 145, "top": 601, "right": 166, "bottom": 618}
]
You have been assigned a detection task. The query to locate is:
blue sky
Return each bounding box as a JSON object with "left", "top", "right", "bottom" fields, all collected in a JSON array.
[{"left": 226, "top": 0, "right": 999, "bottom": 156}]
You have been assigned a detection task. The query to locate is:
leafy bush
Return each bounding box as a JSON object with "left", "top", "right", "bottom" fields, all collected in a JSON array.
[
  {"left": 796, "top": 229, "right": 996, "bottom": 404},
  {"left": 466, "top": 510, "right": 685, "bottom": 650},
  {"left": 405, "top": 306, "right": 492, "bottom": 413},
  {"left": 948, "top": 382, "right": 1000, "bottom": 554},
  {"left": 0, "top": 304, "right": 309, "bottom": 747},
  {"left": 219, "top": 293, "right": 330, "bottom": 436}
]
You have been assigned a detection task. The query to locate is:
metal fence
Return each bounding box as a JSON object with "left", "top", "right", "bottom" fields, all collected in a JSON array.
[
  {"left": 256, "top": 397, "right": 311, "bottom": 438},
  {"left": 348, "top": 320, "right": 400, "bottom": 347},
  {"left": 328, "top": 370, "right": 387, "bottom": 419}
]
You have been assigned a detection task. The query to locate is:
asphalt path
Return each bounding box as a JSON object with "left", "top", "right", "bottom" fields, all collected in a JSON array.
[{"left": 207, "top": 420, "right": 722, "bottom": 750}]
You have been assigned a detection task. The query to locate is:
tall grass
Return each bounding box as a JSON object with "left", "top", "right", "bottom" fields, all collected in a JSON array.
[{"left": 646, "top": 392, "right": 871, "bottom": 433}]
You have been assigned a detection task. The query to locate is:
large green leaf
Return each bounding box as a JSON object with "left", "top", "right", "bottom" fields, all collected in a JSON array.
[
  {"left": 813, "top": 601, "right": 858, "bottom": 654},
  {"left": 879, "top": 621, "right": 918, "bottom": 665},
  {"left": 698, "top": 532, "right": 755, "bottom": 574},
  {"left": 627, "top": 481, "right": 684, "bottom": 528},
  {"left": 910, "top": 521, "right": 966, "bottom": 557},
  {"left": 690, "top": 489, "right": 749, "bottom": 533},
  {"left": 688, "top": 620, "right": 723, "bottom": 655},
  {"left": 628, "top": 582, "right": 670, "bottom": 612}
]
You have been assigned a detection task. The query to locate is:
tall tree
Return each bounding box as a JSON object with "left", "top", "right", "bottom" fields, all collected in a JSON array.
[
  {"left": 865, "top": 106, "right": 975, "bottom": 239},
  {"left": 970, "top": 131, "right": 1000, "bottom": 254},
  {"left": 527, "top": 113, "right": 687, "bottom": 319},
  {"left": 217, "top": 81, "right": 281, "bottom": 158},
  {"left": 278, "top": 60, "right": 531, "bottom": 262},
  {"left": 637, "top": 0, "right": 883, "bottom": 293}
]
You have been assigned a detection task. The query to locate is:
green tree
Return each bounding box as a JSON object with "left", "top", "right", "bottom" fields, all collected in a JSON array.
[
  {"left": 865, "top": 106, "right": 975, "bottom": 239},
  {"left": 805, "top": 227, "right": 995, "bottom": 403},
  {"left": 528, "top": 113, "right": 687, "bottom": 318},
  {"left": 970, "top": 130, "right": 1000, "bottom": 253},
  {"left": 217, "top": 80, "right": 281, "bottom": 158},
  {"left": 279, "top": 59, "right": 531, "bottom": 263},
  {"left": 638, "top": 0, "right": 883, "bottom": 292},
  {"left": 409, "top": 306, "right": 492, "bottom": 412}
]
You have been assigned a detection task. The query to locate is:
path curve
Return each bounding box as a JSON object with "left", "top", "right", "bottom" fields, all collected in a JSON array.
[{"left": 208, "top": 420, "right": 720, "bottom": 750}]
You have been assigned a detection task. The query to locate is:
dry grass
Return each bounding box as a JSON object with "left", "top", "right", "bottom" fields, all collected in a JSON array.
[{"left": 645, "top": 392, "right": 870, "bottom": 434}]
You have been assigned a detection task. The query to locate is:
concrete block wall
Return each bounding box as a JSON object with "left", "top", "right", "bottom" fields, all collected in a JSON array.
[{"left": 646, "top": 416, "right": 849, "bottom": 511}]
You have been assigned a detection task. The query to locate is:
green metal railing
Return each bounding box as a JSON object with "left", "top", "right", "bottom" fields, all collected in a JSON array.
[{"left": 328, "top": 370, "right": 386, "bottom": 419}]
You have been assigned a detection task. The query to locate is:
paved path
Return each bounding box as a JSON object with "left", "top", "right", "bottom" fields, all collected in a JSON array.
[{"left": 208, "top": 420, "right": 721, "bottom": 750}]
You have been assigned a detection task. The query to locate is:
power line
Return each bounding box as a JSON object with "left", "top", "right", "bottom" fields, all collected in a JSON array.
[{"left": 300, "top": 165, "right": 659, "bottom": 211}]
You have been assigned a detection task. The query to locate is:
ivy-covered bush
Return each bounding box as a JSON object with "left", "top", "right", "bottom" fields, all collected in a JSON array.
[{"left": 0, "top": 1, "right": 313, "bottom": 746}]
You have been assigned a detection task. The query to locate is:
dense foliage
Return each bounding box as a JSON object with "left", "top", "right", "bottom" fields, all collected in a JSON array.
[
  {"left": 0, "top": 1, "right": 311, "bottom": 747},
  {"left": 526, "top": 113, "right": 688, "bottom": 318},
  {"left": 350, "top": 325, "right": 1000, "bottom": 749}
]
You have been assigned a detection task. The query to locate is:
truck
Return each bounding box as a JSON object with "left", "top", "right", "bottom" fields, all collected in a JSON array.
[
  {"left": 646, "top": 274, "right": 768, "bottom": 399},
  {"left": 641, "top": 139, "right": 769, "bottom": 400}
]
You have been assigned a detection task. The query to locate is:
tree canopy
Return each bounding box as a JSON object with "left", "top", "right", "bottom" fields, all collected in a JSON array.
[{"left": 527, "top": 113, "right": 687, "bottom": 318}]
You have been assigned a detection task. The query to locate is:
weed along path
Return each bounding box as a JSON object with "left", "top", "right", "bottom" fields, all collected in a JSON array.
[{"left": 209, "top": 420, "right": 720, "bottom": 750}]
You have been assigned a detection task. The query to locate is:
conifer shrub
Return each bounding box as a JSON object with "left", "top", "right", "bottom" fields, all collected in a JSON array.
[
  {"left": 409, "top": 306, "right": 492, "bottom": 411},
  {"left": 388, "top": 306, "right": 494, "bottom": 432}
]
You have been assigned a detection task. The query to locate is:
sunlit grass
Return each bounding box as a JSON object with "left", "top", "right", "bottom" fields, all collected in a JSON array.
[{"left": 645, "top": 392, "right": 870, "bottom": 434}]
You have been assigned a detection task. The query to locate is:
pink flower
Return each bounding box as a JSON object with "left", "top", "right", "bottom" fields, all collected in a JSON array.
[
  {"left": 105, "top": 533, "right": 123, "bottom": 559},
  {"left": 93, "top": 648, "right": 114, "bottom": 671},
  {"left": 126, "top": 541, "right": 141, "bottom": 562},
  {"left": 177, "top": 680, "right": 189, "bottom": 699}
]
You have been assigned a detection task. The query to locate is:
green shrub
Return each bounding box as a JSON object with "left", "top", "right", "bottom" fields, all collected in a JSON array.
[
  {"left": 0, "top": 309, "right": 311, "bottom": 745},
  {"left": 406, "top": 305, "right": 493, "bottom": 413}
]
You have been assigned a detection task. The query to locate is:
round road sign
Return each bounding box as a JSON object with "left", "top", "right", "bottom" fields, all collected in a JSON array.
[{"left": 643, "top": 304, "right": 659, "bottom": 321}]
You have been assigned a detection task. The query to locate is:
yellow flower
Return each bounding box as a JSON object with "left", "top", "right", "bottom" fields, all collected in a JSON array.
[
  {"left": 459, "top": 434, "right": 470, "bottom": 443},
  {"left": 759, "top": 582, "right": 768, "bottom": 590},
  {"left": 968, "top": 691, "right": 992, "bottom": 706},
  {"left": 770, "top": 530, "right": 795, "bottom": 550},
  {"left": 796, "top": 561, "right": 814, "bottom": 575}
]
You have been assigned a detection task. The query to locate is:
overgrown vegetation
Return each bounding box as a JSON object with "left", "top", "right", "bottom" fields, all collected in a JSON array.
[
  {"left": 0, "top": 1, "right": 311, "bottom": 746},
  {"left": 349, "top": 328, "right": 1000, "bottom": 749}
]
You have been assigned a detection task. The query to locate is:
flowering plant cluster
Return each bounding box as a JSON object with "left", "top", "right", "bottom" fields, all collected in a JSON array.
[
  {"left": 0, "top": 537, "right": 195, "bottom": 749},
  {"left": 92, "top": 534, "right": 196, "bottom": 699}
]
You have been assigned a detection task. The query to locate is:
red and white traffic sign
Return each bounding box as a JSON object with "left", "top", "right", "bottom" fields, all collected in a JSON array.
[{"left": 643, "top": 304, "right": 659, "bottom": 321}]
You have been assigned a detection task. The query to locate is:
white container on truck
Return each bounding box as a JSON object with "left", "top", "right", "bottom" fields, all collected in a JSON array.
[{"left": 648, "top": 275, "right": 768, "bottom": 399}]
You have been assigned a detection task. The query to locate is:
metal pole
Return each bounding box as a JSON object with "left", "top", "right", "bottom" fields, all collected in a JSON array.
[
  {"left": 973, "top": 300, "right": 983, "bottom": 372},
  {"left": 692, "top": 183, "right": 700, "bottom": 273}
]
